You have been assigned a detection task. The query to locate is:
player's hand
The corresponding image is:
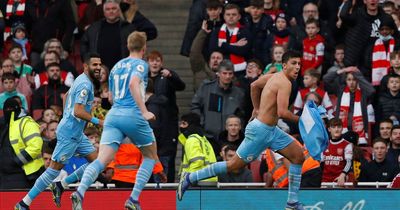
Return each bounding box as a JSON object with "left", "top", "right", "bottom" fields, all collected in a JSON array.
[
  {"left": 160, "top": 69, "right": 172, "bottom": 77},
  {"left": 143, "top": 111, "right": 156, "bottom": 121},
  {"left": 334, "top": 173, "right": 346, "bottom": 187},
  {"left": 102, "top": 168, "right": 114, "bottom": 182},
  {"left": 99, "top": 119, "right": 104, "bottom": 127},
  {"left": 249, "top": 109, "right": 259, "bottom": 122}
]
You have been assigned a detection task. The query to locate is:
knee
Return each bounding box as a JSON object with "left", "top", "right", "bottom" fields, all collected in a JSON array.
[{"left": 293, "top": 154, "right": 305, "bottom": 165}]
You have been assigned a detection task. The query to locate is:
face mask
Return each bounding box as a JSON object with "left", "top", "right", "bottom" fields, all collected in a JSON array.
[
  {"left": 120, "top": 2, "right": 130, "bottom": 12},
  {"left": 379, "top": 34, "right": 393, "bottom": 41},
  {"left": 3, "top": 98, "right": 21, "bottom": 124}
]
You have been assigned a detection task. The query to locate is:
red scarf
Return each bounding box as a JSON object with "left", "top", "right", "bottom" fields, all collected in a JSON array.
[
  {"left": 4, "top": 0, "right": 26, "bottom": 40},
  {"left": 218, "top": 23, "right": 246, "bottom": 72},
  {"left": 371, "top": 38, "right": 395, "bottom": 86},
  {"left": 339, "top": 86, "right": 366, "bottom": 144}
]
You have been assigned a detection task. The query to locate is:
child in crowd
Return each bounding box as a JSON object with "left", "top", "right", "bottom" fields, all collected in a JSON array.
[
  {"left": 3, "top": 22, "right": 31, "bottom": 63},
  {"left": 302, "top": 18, "right": 325, "bottom": 76},
  {"left": 41, "top": 108, "right": 57, "bottom": 123},
  {"left": 263, "top": 0, "right": 283, "bottom": 20},
  {"left": 327, "top": 44, "right": 345, "bottom": 74},
  {"left": 263, "top": 44, "right": 285, "bottom": 74},
  {"left": 269, "top": 13, "right": 292, "bottom": 49},
  {"left": 85, "top": 126, "right": 101, "bottom": 152},
  {"left": 381, "top": 51, "right": 400, "bottom": 92},
  {"left": 8, "top": 44, "right": 34, "bottom": 98},
  {"left": 378, "top": 74, "right": 400, "bottom": 123},
  {"left": 371, "top": 20, "right": 395, "bottom": 87},
  {"left": 0, "top": 72, "right": 28, "bottom": 110},
  {"left": 293, "top": 69, "right": 333, "bottom": 116}
]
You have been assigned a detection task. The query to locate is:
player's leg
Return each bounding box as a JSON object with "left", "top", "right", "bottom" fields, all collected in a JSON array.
[
  {"left": 273, "top": 129, "right": 305, "bottom": 210},
  {"left": 15, "top": 135, "right": 77, "bottom": 209}
]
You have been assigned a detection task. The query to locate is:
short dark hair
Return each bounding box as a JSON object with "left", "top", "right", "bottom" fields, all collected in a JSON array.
[
  {"left": 9, "top": 44, "right": 23, "bottom": 53},
  {"left": 387, "top": 73, "right": 400, "bottom": 81},
  {"left": 305, "top": 18, "right": 319, "bottom": 28},
  {"left": 83, "top": 52, "right": 101, "bottom": 65},
  {"left": 390, "top": 50, "right": 400, "bottom": 60},
  {"left": 224, "top": 3, "right": 240, "bottom": 13},
  {"left": 372, "top": 137, "right": 388, "bottom": 146},
  {"left": 1, "top": 72, "right": 16, "bottom": 82},
  {"left": 335, "top": 44, "right": 345, "bottom": 52},
  {"left": 180, "top": 113, "right": 201, "bottom": 126},
  {"left": 218, "top": 59, "right": 234, "bottom": 72},
  {"left": 328, "top": 118, "right": 343, "bottom": 127},
  {"left": 206, "top": 0, "right": 223, "bottom": 9},
  {"left": 224, "top": 144, "right": 238, "bottom": 154},
  {"left": 303, "top": 68, "right": 321, "bottom": 80},
  {"left": 383, "top": 1, "right": 396, "bottom": 9},
  {"left": 46, "top": 62, "right": 60, "bottom": 71},
  {"left": 249, "top": 0, "right": 264, "bottom": 8},
  {"left": 282, "top": 50, "right": 301, "bottom": 64},
  {"left": 391, "top": 125, "right": 400, "bottom": 132},
  {"left": 380, "top": 118, "right": 393, "bottom": 126}
]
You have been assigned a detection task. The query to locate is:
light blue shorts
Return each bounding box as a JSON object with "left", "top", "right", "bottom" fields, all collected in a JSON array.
[
  {"left": 52, "top": 134, "right": 95, "bottom": 165},
  {"left": 100, "top": 108, "right": 155, "bottom": 148},
  {"left": 237, "top": 119, "right": 294, "bottom": 163}
]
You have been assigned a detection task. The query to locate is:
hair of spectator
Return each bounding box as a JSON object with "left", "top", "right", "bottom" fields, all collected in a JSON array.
[
  {"left": 47, "top": 120, "right": 59, "bottom": 127},
  {"left": 83, "top": 52, "right": 101, "bottom": 65},
  {"left": 304, "top": 68, "right": 321, "bottom": 80},
  {"left": 388, "top": 73, "right": 400, "bottom": 81},
  {"left": 305, "top": 18, "right": 320, "bottom": 28},
  {"left": 226, "top": 114, "right": 242, "bottom": 125},
  {"left": 9, "top": 44, "right": 23, "bottom": 53},
  {"left": 391, "top": 125, "right": 400, "bottom": 132},
  {"left": 224, "top": 144, "right": 238, "bottom": 154},
  {"left": 380, "top": 118, "right": 394, "bottom": 126},
  {"left": 127, "top": 31, "right": 147, "bottom": 52},
  {"left": 335, "top": 44, "right": 345, "bottom": 52},
  {"left": 247, "top": 58, "right": 264, "bottom": 70},
  {"left": 1, "top": 72, "right": 16, "bottom": 82},
  {"left": 42, "top": 143, "right": 54, "bottom": 155},
  {"left": 224, "top": 3, "right": 240, "bottom": 13},
  {"left": 46, "top": 62, "right": 61, "bottom": 71},
  {"left": 206, "top": 0, "right": 223, "bottom": 9},
  {"left": 372, "top": 137, "right": 388, "bottom": 146},
  {"left": 328, "top": 118, "right": 342, "bottom": 127},
  {"left": 104, "top": 0, "right": 121, "bottom": 7},
  {"left": 383, "top": 1, "right": 396, "bottom": 9},
  {"left": 303, "top": 2, "right": 318, "bottom": 12},
  {"left": 84, "top": 126, "right": 100, "bottom": 136},
  {"left": 147, "top": 50, "right": 163, "bottom": 62},
  {"left": 45, "top": 50, "right": 61, "bottom": 61},
  {"left": 180, "top": 112, "right": 201, "bottom": 126},
  {"left": 282, "top": 50, "right": 301, "bottom": 64},
  {"left": 40, "top": 38, "right": 66, "bottom": 59},
  {"left": 249, "top": 0, "right": 264, "bottom": 8},
  {"left": 218, "top": 59, "right": 234, "bottom": 72},
  {"left": 304, "top": 91, "right": 322, "bottom": 105},
  {"left": 42, "top": 108, "right": 55, "bottom": 117},
  {"left": 390, "top": 50, "right": 400, "bottom": 60}
]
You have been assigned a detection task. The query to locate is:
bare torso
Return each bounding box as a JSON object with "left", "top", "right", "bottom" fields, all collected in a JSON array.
[{"left": 257, "top": 72, "right": 292, "bottom": 126}]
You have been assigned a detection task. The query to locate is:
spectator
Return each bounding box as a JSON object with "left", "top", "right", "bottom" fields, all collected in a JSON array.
[
  {"left": 377, "top": 74, "right": 400, "bottom": 122},
  {"left": 391, "top": 12, "right": 400, "bottom": 32},
  {"left": 342, "top": 131, "right": 370, "bottom": 183},
  {"left": 387, "top": 125, "right": 400, "bottom": 165},
  {"left": 267, "top": 13, "right": 295, "bottom": 50},
  {"left": 265, "top": 140, "right": 321, "bottom": 188},
  {"left": 148, "top": 50, "right": 186, "bottom": 182},
  {"left": 243, "top": 0, "right": 273, "bottom": 66},
  {"left": 25, "top": 0, "right": 76, "bottom": 66},
  {"left": 380, "top": 50, "right": 400, "bottom": 93},
  {"left": 326, "top": 44, "right": 345, "bottom": 75},
  {"left": 0, "top": 98, "right": 44, "bottom": 189},
  {"left": 217, "top": 115, "right": 245, "bottom": 156},
  {"left": 78, "top": 0, "right": 105, "bottom": 32},
  {"left": 218, "top": 144, "right": 253, "bottom": 182},
  {"left": 371, "top": 19, "right": 396, "bottom": 87},
  {"left": 3, "top": 21, "right": 31, "bottom": 62},
  {"left": 84, "top": 127, "right": 100, "bottom": 152},
  {"left": 293, "top": 69, "right": 333, "bottom": 117},
  {"left": 80, "top": 0, "right": 137, "bottom": 69},
  {"left": 0, "top": 0, "right": 27, "bottom": 42},
  {"left": 8, "top": 44, "right": 34, "bottom": 98},
  {"left": 301, "top": 18, "right": 325, "bottom": 76},
  {"left": 41, "top": 108, "right": 57, "bottom": 123},
  {"left": 43, "top": 120, "right": 58, "bottom": 143},
  {"left": 99, "top": 64, "right": 111, "bottom": 109},
  {"left": 191, "top": 59, "right": 245, "bottom": 142},
  {"left": 359, "top": 138, "right": 400, "bottom": 183},
  {"left": 1, "top": 58, "right": 33, "bottom": 97},
  {"left": 263, "top": 44, "right": 285, "bottom": 74},
  {"left": 31, "top": 63, "right": 69, "bottom": 120},
  {"left": 263, "top": 0, "right": 283, "bottom": 20},
  {"left": 235, "top": 59, "right": 262, "bottom": 122},
  {"left": 0, "top": 72, "right": 28, "bottom": 110},
  {"left": 322, "top": 119, "right": 353, "bottom": 187},
  {"left": 209, "top": 4, "right": 252, "bottom": 75},
  {"left": 378, "top": 119, "right": 394, "bottom": 142},
  {"left": 340, "top": 0, "right": 400, "bottom": 81},
  {"left": 383, "top": 1, "right": 396, "bottom": 15},
  {"left": 42, "top": 145, "right": 53, "bottom": 169},
  {"left": 178, "top": 112, "right": 218, "bottom": 183},
  {"left": 120, "top": 0, "right": 157, "bottom": 41},
  {"left": 323, "top": 67, "right": 375, "bottom": 145}
]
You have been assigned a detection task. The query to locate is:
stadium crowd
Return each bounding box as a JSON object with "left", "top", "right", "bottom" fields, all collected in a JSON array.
[{"left": 1, "top": 0, "right": 400, "bottom": 191}]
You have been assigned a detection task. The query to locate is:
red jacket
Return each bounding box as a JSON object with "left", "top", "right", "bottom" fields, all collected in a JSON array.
[{"left": 301, "top": 34, "right": 324, "bottom": 75}]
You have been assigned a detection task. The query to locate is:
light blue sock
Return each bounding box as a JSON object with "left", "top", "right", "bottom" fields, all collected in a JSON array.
[
  {"left": 62, "top": 163, "right": 89, "bottom": 188},
  {"left": 77, "top": 160, "right": 104, "bottom": 197},
  {"left": 130, "top": 158, "right": 155, "bottom": 201},
  {"left": 287, "top": 164, "right": 302, "bottom": 203},
  {"left": 24, "top": 168, "right": 60, "bottom": 205},
  {"left": 189, "top": 161, "right": 227, "bottom": 183}
]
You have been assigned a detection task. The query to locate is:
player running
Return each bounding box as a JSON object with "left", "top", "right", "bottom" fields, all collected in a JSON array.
[
  {"left": 177, "top": 51, "right": 306, "bottom": 210},
  {"left": 70, "top": 31, "right": 166, "bottom": 210},
  {"left": 14, "top": 53, "right": 103, "bottom": 210}
]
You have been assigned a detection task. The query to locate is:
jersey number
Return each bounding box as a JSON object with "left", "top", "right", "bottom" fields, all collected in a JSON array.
[{"left": 113, "top": 73, "right": 129, "bottom": 99}]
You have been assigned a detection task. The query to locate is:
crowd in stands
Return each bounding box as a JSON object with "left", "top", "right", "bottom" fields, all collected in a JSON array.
[{"left": 1, "top": 0, "right": 400, "bottom": 190}]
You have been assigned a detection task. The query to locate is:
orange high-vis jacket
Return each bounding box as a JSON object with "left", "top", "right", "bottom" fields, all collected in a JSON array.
[
  {"left": 265, "top": 140, "right": 320, "bottom": 188},
  {"left": 107, "top": 143, "right": 163, "bottom": 184}
]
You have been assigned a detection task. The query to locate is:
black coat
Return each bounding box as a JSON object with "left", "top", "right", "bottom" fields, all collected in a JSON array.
[
  {"left": 359, "top": 159, "right": 399, "bottom": 182},
  {"left": 378, "top": 91, "right": 400, "bottom": 121}
]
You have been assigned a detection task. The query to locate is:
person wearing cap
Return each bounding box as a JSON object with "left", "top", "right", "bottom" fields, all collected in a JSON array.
[
  {"left": 267, "top": 12, "right": 295, "bottom": 50},
  {"left": 2, "top": 21, "right": 31, "bottom": 63},
  {"left": 0, "top": 97, "right": 44, "bottom": 189},
  {"left": 191, "top": 59, "right": 245, "bottom": 150}
]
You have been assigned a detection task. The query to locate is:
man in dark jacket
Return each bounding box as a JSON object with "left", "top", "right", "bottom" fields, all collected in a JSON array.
[
  {"left": 80, "top": 0, "right": 137, "bottom": 69},
  {"left": 340, "top": 0, "right": 400, "bottom": 80},
  {"left": 377, "top": 74, "right": 400, "bottom": 122}
]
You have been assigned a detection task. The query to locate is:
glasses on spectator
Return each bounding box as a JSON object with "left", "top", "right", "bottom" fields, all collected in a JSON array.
[
  {"left": 247, "top": 63, "right": 259, "bottom": 69},
  {"left": 304, "top": 10, "right": 317, "bottom": 13},
  {"left": 2, "top": 64, "right": 14, "bottom": 68}
]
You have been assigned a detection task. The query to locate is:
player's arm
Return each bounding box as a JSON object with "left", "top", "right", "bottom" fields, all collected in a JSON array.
[
  {"left": 129, "top": 75, "right": 155, "bottom": 121},
  {"left": 62, "top": 91, "right": 69, "bottom": 110},
  {"left": 250, "top": 74, "right": 272, "bottom": 111},
  {"left": 74, "top": 103, "right": 104, "bottom": 126},
  {"left": 277, "top": 82, "right": 299, "bottom": 123}
]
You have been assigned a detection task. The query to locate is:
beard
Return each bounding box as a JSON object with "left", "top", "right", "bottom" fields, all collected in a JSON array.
[{"left": 89, "top": 70, "right": 101, "bottom": 90}]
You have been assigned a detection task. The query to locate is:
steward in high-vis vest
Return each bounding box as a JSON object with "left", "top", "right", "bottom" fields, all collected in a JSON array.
[
  {"left": 266, "top": 140, "right": 321, "bottom": 188},
  {"left": 178, "top": 113, "right": 217, "bottom": 182},
  {"left": 106, "top": 138, "right": 165, "bottom": 188},
  {"left": 0, "top": 97, "right": 44, "bottom": 189}
]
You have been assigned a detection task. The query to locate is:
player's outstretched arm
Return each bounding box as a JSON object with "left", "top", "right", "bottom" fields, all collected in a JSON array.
[
  {"left": 129, "top": 76, "right": 155, "bottom": 121},
  {"left": 276, "top": 82, "right": 299, "bottom": 123},
  {"left": 74, "top": 103, "right": 104, "bottom": 126}
]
